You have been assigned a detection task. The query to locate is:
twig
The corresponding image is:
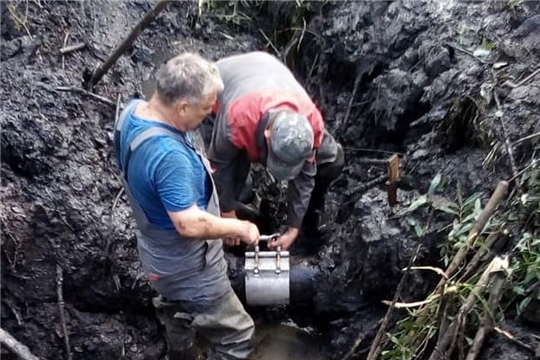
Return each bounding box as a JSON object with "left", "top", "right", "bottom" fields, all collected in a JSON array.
[
  {"left": 7, "top": 4, "right": 32, "bottom": 39},
  {"left": 465, "top": 271, "right": 507, "bottom": 360},
  {"left": 58, "top": 215, "right": 75, "bottom": 232},
  {"left": 509, "top": 159, "right": 538, "bottom": 183},
  {"left": 341, "top": 319, "right": 383, "bottom": 360},
  {"left": 458, "top": 231, "right": 501, "bottom": 282},
  {"left": 62, "top": 32, "right": 70, "bottom": 70},
  {"left": 428, "top": 256, "right": 509, "bottom": 360},
  {"left": 406, "top": 266, "right": 448, "bottom": 278},
  {"left": 366, "top": 241, "right": 425, "bottom": 360},
  {"left": 85, "top": 0, "right": 170, "bottom": 89},
  {"left": 60, "top": 42, "right": 86, "bottom": 55},
  {"left": 344, "top": 147, "right": 403, "bottom": 155},
  {"left": 112, "top": 188, "right": 125, "bottom": 211},
  {"left": 494, "top": 93, "right": 521, "bottom": 191},
  {"left": 297, "top": 17, "right": 307, "bottom": 52},
  {"left": 0, "top": 327, "right": 40, "bottom": 360},
  {"left": 55, "top": 86, "right": 115, "bottom": 106},
  {"left": 258, "top": 29, "right": 280, "bottom": 56},
  {"left": 1, "top": 218, "right": 21, "bottom": 270},
  {"left": 343, "top": 73, "right": 362, "bottom": 133},
  {"left": 56, "top": 265, "right": 72, "bottom": 360},
  {"left": 434, "top": 181, "right": 509, "bottom": 291},
  {"left": 503, "top": 67, "right": 540, "bottom": 89},
  {"left": 364, "top": 210, "right": 435, "bottom": 360},
  {"left": 493, "top": 327, "right": 536, "bottom": 353},
  {"left": 512, "top": 131, "right": 540, "bottom": 146},
  {"left": 445, "top": 42, "right": 491, "bottom": 64}
]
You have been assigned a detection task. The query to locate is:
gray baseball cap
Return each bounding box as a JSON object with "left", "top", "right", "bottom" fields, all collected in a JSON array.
[{"left": 267, "top": 109, "right": 314, "bottom": 181}]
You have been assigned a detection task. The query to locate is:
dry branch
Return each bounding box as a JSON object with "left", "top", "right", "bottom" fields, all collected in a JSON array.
[
  {"left": 459, "top": 231, "right": 501, "bottom": 282},
  {"left": 0, "top": 327, "right": 40, "bottom": 360},
  {"left": 364, "top": 210, "right": 435, "bottom": 360},
  {"left": 56, "top": 265, "right": 72, "bottom": 360},
  {"left": 85, "top": 0, "right": 170, "bottom": 89},
  {"left": 55, "top": 86, "right": 115, "bottom": 106},
  {"left": 434, "top": 180, "right": 508, "bottom": 291},
  {"left": 493, "top": 327, "right": 536, "bottom": 354},
  {"left": 493, "top": 93, "right": 521, "bottom": 191},
  {"left": 428, "top": 256, "right": 509, "bottom": 360},
  {"left": 59, "top": 42, "right": 86, "bottom": 55},
  {"left": 512, "top": 131, "right": 540, "bottom": 146},
  {"left": 503, "top": 67, "right": 540, "bottom": 89},
  {"left": 465, "top": 271, "right": 507, "bottom": 360}
]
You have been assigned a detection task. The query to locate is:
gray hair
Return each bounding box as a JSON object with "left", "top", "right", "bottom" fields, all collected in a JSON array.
[{"left": 155, "top": 52, "right": 224, "bottom": 105}]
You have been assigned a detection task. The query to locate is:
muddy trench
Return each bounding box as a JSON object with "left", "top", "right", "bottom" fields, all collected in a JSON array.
[{"left": 1, "top": 1, "right": 540, "bottom": 359}]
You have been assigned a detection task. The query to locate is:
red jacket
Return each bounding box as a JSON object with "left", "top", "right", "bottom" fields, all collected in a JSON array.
[{"left": 207, "top": 52, "right": 325, "bottom": 227}]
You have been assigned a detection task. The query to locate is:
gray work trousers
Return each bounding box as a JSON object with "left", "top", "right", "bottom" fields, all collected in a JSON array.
[{"left": 154, "top": 289, "right": 255, "bottom": 360}]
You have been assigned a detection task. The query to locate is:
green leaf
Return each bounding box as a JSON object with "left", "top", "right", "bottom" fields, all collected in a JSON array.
[
  {"left": 399, "top": 195, "right": 429, "bottom": 215},
  {"left": 432, "top": 198, "right": 459, "bottom": 215},
  {"left": 513, "top": 286, "right": 525, "bottom": 295},
  {"left": 428, "top": 173, "right": 443, "bottom": 197}
]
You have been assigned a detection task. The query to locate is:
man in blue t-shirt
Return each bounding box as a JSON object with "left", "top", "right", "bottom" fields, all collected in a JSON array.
[{"left": 114, "top": 53, "right": 260, "bottom": 360}]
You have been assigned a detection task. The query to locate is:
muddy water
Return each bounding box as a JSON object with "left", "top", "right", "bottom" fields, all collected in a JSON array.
[{"left": 252, "top": 320, "right": 328, "bottom": 360}]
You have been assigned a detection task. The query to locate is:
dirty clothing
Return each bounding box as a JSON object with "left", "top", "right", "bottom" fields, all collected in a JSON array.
[
  {"left": 114, "top": 99, "right": 255, "bottom": 359},
  {"left": 208, "top": 51, "right": 342, "bottom": 228},
  {"left": 154, "top": 289, "right": 255, "bottom": 360}
]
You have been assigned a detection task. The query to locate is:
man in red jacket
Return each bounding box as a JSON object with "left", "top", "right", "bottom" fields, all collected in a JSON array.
[{"left": 207, "top": 51, "right": 344, "bottom": 250}]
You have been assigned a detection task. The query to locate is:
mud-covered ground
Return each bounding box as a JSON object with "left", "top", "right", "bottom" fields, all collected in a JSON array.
[{"left": 1, "top": 0, "right": 539, "bottom": 359}]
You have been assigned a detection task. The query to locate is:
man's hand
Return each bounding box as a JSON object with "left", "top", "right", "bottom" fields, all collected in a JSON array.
[
  {"left": 268, "top": 227, "right": 299, "bottom": 251},
  {"left": 238, "top": 220, "right": 260, "bottom": 246}
]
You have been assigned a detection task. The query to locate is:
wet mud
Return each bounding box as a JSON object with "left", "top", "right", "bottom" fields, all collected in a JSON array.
[{"left": 1, "top": 1, "right": 539, "bottom": 359}]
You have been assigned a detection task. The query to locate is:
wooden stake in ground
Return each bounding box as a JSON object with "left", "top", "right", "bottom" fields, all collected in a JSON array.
[
  {"left": 0, "top": 328, "right": 40, "bottom": 360},
  {"left": 85, "top": 0, "right": 170, "bottom": 89}
]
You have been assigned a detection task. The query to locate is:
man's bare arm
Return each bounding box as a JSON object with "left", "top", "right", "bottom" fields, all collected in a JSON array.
[{"left": 168, "top": 204, "right": 259, "bottom": 245}]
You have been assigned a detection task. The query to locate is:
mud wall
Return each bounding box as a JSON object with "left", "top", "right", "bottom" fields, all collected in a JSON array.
[{"left": 290, "top": 1, "right": 540, "bottom": 358}]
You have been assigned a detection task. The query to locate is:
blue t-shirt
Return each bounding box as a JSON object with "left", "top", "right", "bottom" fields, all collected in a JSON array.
[{"left": 117, "top": 99, "right": 212, "bottom": 229}]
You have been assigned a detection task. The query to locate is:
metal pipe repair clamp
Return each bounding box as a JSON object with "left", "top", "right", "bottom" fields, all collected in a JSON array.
[{"left": 244, "top": 234, "right": 290, "bottom": 306}]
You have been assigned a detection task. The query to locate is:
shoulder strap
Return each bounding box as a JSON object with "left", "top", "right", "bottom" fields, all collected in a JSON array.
[
  {"left": 123, "top": 127, "right": 183, "bottom": 182},
  {"left": 113, "top": 102, "right": 185, "bottom": 181}
]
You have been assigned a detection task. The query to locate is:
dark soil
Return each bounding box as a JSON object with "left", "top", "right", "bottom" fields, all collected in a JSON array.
[{"left": 1, "top": 1, "right": 539, "bottom": 360}]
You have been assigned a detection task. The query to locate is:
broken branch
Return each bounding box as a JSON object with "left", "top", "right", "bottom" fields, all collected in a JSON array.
[
  {"left": 365, "top": 210, "right": 435, "bottom": 360},
  {"left": 503, "top": 67, "right": 540, "bottom": 89},
  {"left": 458, "top": 231, "right": 501, "bottom": 282},
  {"left": 112, "top": 188, "right": 125, "bottom": 211},
  {"left": 435, "top": 180, "right": 508, "bottom": 291},
  {"left": 258, "top": 29, "right": 280, "bottom": 57},
  {"left": 512, "top": 131, "right": 540, "bottom": 146},
  {"left": 493, "top": 93, "right": 521, "bottom": 191},
  {"left": 55, "top": 86, "right": 115, "bottom": 106},
  {"left": 85, "top": 0, "right": 171, "bottom": 89},
  {"left": 59, "top": 42, "right": 86, "bottom": 55},
  {"left": 445, "top": 42, "right": 491, "bottom": 64},
  {"left": 428, "top": 256, "right": 510, "bottom": 360},
  {"left": 465, "top": 271, "right": 507, "bottom": 360},
  {"left": 493, "top": 327, "right": 536, "bottom": 354},
  {"left": 56, "top": 265, "right": 72, "bottom": 360},
  {"left": 0, "top": 327, "right": 40, "bottom": 360}
]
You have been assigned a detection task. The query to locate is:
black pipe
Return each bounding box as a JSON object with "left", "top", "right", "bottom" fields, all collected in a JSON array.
[{"left": 225, "top": 252, "right": 320, "bottom": 305}]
